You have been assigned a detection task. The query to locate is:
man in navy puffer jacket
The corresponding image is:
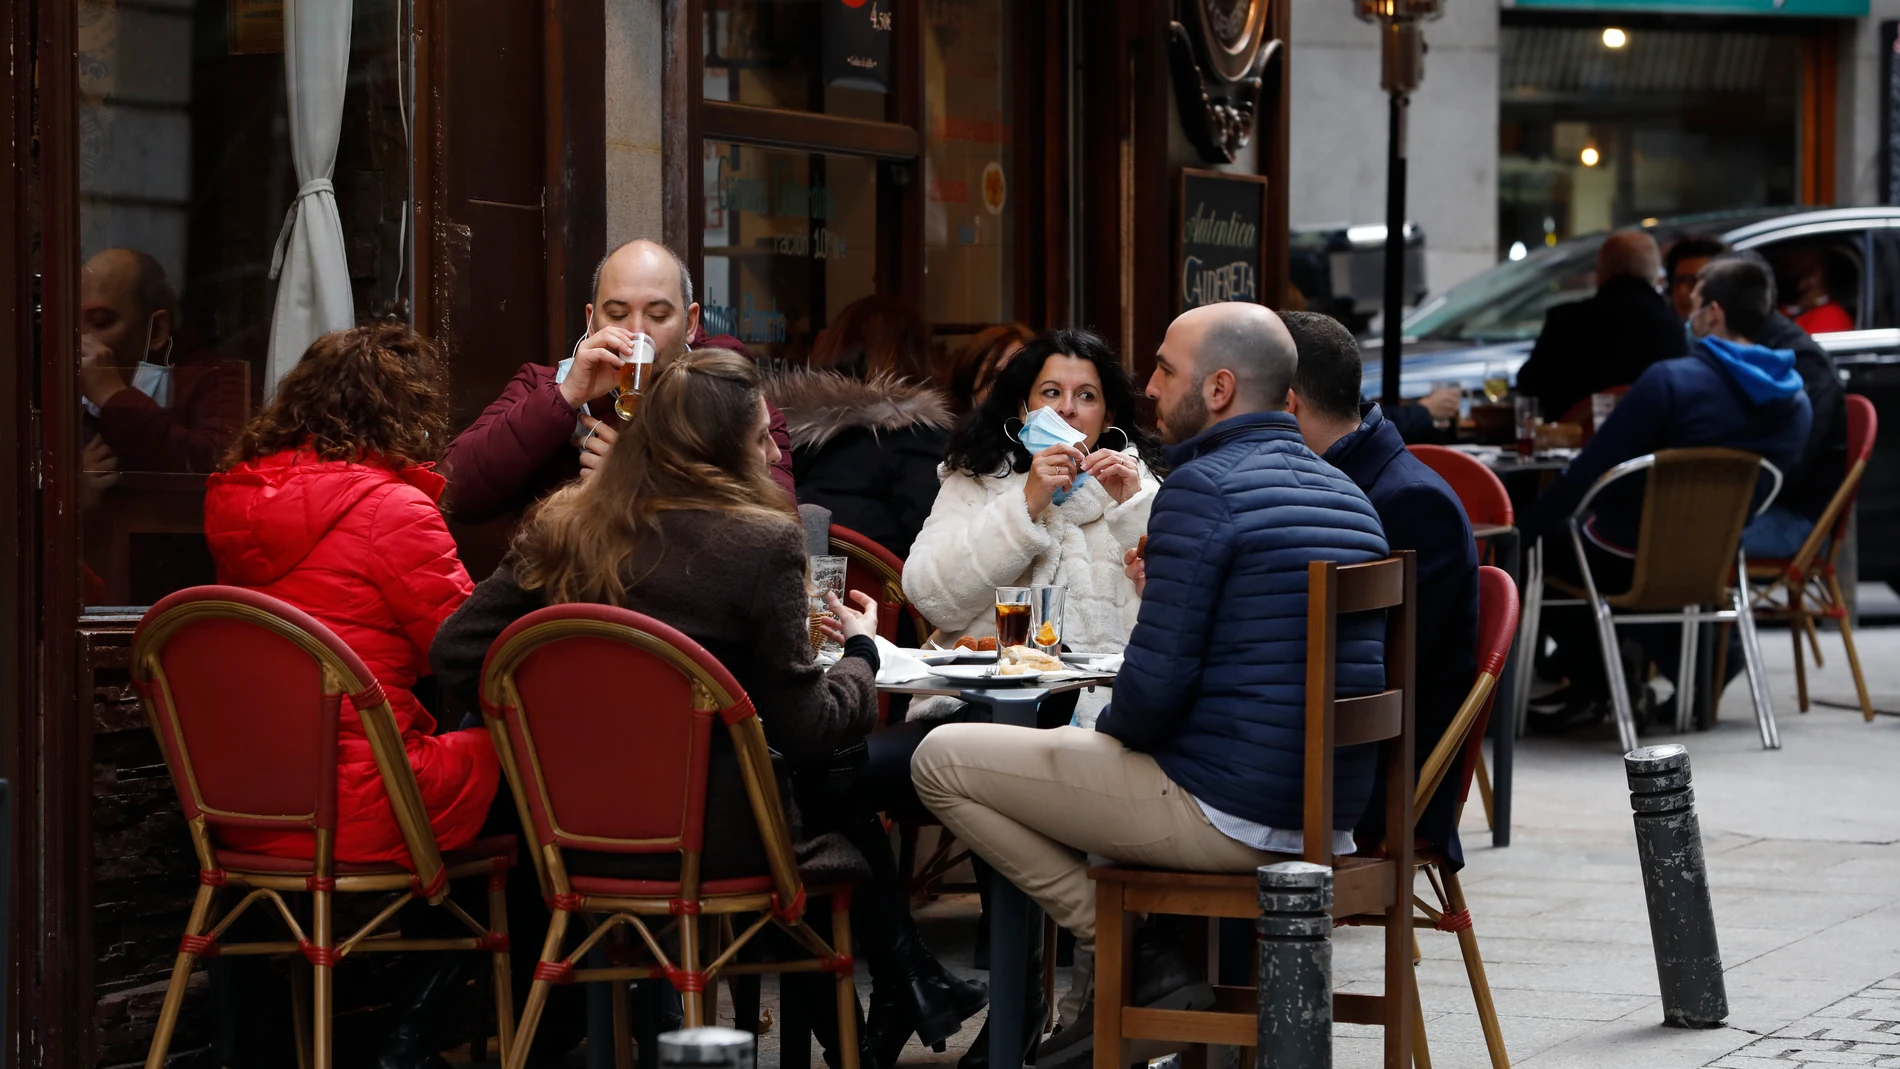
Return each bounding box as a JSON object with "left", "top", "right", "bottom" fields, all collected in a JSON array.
[
  {"left": 913, "top": 303, "right": 1387, "bottom": 1069},
  {"left": 1524, "top": 253, "right": 1811, "bottom": 714}
]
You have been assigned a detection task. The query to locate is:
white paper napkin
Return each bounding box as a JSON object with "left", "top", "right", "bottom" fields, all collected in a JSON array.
[{"left": 874, "top": 636, "right": 936, "bottom": 685}]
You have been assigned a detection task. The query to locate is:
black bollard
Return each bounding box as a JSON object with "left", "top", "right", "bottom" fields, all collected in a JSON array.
[
  {"left": 1625, "top": 744, "right": 1728, "bottom": 1028},
  {"left": 659, "top": 1026, "right": 758, "bottom": 1069},
  {"left": 1256, "top": 861, "right": 1334, "bottom": 1067}
]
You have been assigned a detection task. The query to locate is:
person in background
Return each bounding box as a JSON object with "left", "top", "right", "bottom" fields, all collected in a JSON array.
[
  {"left": 202, "top": 324, "right": 498, "bottom": 1069},
  {"left": 947, "top": 322, "right": 1036, "bottom": 415},
  {"left": 1780, "top": 246, "right": 1857, "bottom": 336},
  {"left": 1384, "top": 382, "right": 1466, "bottom": 445},
  {"left": 913, "top": 303, "right": 1388, "bottom": 1069},
  {"left": 440, "top": 239, "right": 795, "bottom": 526},
  {"left": 764, "top": 296, "right": 953, "bottom": 558},
  {"left": 1666, "top": 242, "right": 1848, "bottom": 559},
  {"left": 79, "top": 247, "right": 247, "bottom": 473},
  {"left": 432, "top": 349, "right": 982, "bottom": 1069},
  {"left": 1521, "top": 254, "right": 1812, "bottom": 724},
  {"left": 1515, "top": 229, "right": 1687, "bottom": 422},
  {"left": 1665, "top": 234, "right": 1729, "bottom": 321}
]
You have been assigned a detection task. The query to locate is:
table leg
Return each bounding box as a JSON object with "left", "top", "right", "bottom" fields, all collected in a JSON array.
[{"left": 1490, "top": 528, "right": 1521, "bottom": 849}]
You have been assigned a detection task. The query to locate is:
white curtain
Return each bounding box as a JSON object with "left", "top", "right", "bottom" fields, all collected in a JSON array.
[{"left": 266, "top": 0, "right": 356, "bottom": 395}]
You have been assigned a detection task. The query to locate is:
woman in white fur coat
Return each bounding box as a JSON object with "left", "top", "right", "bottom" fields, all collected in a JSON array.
[{"left": 904, "top": 327, "right": 1163, "bottom": 728}]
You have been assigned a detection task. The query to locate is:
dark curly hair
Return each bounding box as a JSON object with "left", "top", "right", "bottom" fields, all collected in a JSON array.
[
  {"left": 224, "top": 323, "right": 449, "bottom": 472},
  {"left": 942, "top": 328, "right": 1163, "bottom": 479}
]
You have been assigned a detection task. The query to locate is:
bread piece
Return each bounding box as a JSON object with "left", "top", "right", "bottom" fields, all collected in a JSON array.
[
  {"left": 1001, "top": 645, "right": 1062, "bottom": 671},
  {"left": 954, "top": 635, "right": 998, "bottom": 652}
]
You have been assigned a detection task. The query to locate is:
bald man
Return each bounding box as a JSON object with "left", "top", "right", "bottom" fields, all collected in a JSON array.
[
  {"left": 1515, "top": 228, "right": 1688, "bottom": 422},
  {"left": 911, "top": 302, "right": 1389, "bottom": 1069},
  {"left": 441, "top": 238, "right": 794, "bottom": 524}
]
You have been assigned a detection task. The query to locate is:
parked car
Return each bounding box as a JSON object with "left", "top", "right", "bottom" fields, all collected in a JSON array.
[{"left": 1361, "top": 207, "right": 1900, "bottom": 589}]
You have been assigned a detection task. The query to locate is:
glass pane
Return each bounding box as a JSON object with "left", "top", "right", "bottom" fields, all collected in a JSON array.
[
  {"left": 76, "top": 0, "right": 411, "bottom": 607},
  {"left": 700, "top": 141, "right": 883, "bottom": 366},
  {"left": 703, "top": 0, "right": 895, "bottom": 120},
  {"left": 1754, "top": 232, "right": 1867, "bottom": 334},
  {"left": 923, "top": 0, "right": 1014, "bottom": 328},
  {"left": 1497, "top": 24, "right": 1800, "bottom": 258}
]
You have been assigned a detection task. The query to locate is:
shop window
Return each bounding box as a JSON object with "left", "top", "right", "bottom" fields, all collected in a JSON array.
[
  {"left": 704, "top": 0, "right": 897, "bottom": 120},
  {"left": 923, "top": 0, "right": 1015, "bottom": 331},
  {"left": 76, "top": 0, "right": 411, "bottom": 608},
  {"left": 1754, "top": 232, "right": 1865, "bottom": 336},
  {"left": 700, "top": 141, "right": 883, "bottom": 365},
  {"left": 1498, "top": 22, "right": 1801, "bottom": 257}
]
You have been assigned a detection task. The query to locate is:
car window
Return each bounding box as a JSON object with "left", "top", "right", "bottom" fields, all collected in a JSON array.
[
  {"left": 1404, "top": 239, "right": 1603, "bottom": 343},
  {"left": 1750, "top": 231, "right": 1866, "bottom": 335},
  {"left": 1871, "top": 230, "right": 1900, "bottom": 330}
]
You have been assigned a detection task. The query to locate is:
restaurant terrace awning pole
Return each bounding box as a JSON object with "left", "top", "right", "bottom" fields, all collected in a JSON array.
[{"left": 1356, "top": 0, "right": 1442, "bottom": 408}]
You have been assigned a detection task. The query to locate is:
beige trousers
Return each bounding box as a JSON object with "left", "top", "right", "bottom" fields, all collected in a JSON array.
[{"left": 909, "top": 724, "right": 1271, "bottom": 956}]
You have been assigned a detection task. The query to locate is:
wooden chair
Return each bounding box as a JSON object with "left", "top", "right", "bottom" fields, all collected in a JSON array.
[
  {"left": 1090, "top": 552, "right": 1419, "bottom": 1069},
  {"left": 1386, "top": 564, "right": 1520, "bottom": 1069},
  {"left": 1407, "top": 444, "right": 1519, "bottom": 829},
  {"left": 1543, "top": 448, "right": 1784, "bottom": 752},
  {"left": 1743, "top": 394, "right": 1879, "bottom": 720},
  {"left": 479, "top": 603, "right": 860, "bottom": 1069},
  {"left": 132, "top": 587, "right": 518, "bottom": 1069}
]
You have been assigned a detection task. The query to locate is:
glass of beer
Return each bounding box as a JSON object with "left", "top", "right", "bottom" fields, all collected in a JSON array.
[
  {"left": 613, "top": 332, "right": 658, "bottom": 420},
  {"left": 1482, "top": 362, "right": 1511, "bottom": 404},
  {"left": 809, "top": 555, "right": 849, "bottom": 655},
  {"left": 1030, "top": 585, "right": 1067, "bottom": 654},
  {"left": 994, "top": 587, "right": 1033, "bottom": 651}
]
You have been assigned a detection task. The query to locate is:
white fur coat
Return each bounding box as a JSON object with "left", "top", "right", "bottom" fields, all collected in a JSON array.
[{"left": 902, "top": 452, "right": 1158, "bottom": 724}]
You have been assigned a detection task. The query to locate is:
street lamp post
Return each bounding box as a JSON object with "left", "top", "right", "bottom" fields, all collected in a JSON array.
[{"left": 1356, "top": 0, "right": 1442, "bottom": 408}]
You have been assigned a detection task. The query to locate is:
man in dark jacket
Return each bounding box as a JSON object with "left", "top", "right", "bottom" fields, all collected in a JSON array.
[
  {"left": 1515, "top": 229, "right": 1687, "bottom": 422},
  {"left": 912, "top": 302, "right": 1388, "bottom": 1069},
  {"left": 440, "top": 239, "right": 795, "bottom": 524},
  {"left": 1525, "top": 254, "right": 1812, "bottom": 707},
  {"left": 1283, "top": 311, "right": 1479, "bottom": 869}
]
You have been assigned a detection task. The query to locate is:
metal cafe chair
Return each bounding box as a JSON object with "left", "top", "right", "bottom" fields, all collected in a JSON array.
[
  {"left": 131, "top": 587, "right": 518, "bottom": 1069},
  {"left": 1543, "top": 448, "right": 1784, "bottom": 753},
  {"left": 1089, "top": 552, "right": 1420, "bottom": 1069},
  {"left": 1743, "top": 394, "right": 1879, "bottom": 720},
  {"left": 478, "top": 603, "right": 861, "bottom": 1069}
]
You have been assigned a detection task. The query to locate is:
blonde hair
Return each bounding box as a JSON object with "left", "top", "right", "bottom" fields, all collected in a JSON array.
[{"left": 512, "top": 348, "right": 792, "bottom": 605}]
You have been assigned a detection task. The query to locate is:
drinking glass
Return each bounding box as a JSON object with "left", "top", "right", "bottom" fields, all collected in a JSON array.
[
  {"left": 1591, "top": 390, "right": 1620, "bottom": 431},
  {"left": 1513, "top": 396, "right": 1539, "bottom": 458},
  {"left": 613, "top": 332, "right": 658, "bottom": 419},
  {"left": 994, "top": 586, "right": 1033, "bottom": 651},
  {"left": 1482, "top": 364, "right": 1511, "bottom": 404},
  {"left": 809, "top": 555, "right": 849, "bottom": 655},
  {"left": 1030, "top": 585, "right": 1068, "bottom": 654}
]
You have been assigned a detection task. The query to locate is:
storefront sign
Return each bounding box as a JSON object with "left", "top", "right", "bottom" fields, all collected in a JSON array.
[
  {"left": 1884, "top": 21, "right": 1900, "bottom": 204},
  {"left": 228, "top": 0, "right": 284, "bottom": 55},
  {"left": 1178, "top": 170, "right": 1268, "bottom": 312},
  {"left": 825, "top": 0, "right": 895, "bottom": 94},
  {"left": 1505, "top": 0, "right": 1867, "bottom": 15}
]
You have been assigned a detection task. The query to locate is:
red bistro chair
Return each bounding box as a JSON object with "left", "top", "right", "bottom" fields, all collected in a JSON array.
[
  {"left": 829, "top": 523, "right": 930, "bottom": 648},
  {"left": 1404, "top": 565, "right": 1520, "bottom": 1069},
  {"left": 132, "top": 587, "right": 518, "bottom": 1069},
  {"left": 1744, "top": 394, "right": 1880, "bottom": 719},
  {"left": 479, "top": 604, "right": 860, "bottom": 1069}
]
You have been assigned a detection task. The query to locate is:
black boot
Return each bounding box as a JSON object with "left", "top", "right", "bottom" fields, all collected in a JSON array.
[
  {"left": 375, "top": 956, "right": 477, "bottom": 1069},
  {"left": 957, "top": 937, "right": 1046, "bottom": 1069}
]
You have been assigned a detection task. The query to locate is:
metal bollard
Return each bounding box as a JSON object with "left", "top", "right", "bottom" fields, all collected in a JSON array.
[
  {"left": 1257, "top": 861, "right": 1334, "bottom": 1067},
  {"left": 658, "top": 1026, "right": 758, "bottom": 1069},
  {"left": 1626, "top": 744, "right": 1728, "bottom": 1028}
]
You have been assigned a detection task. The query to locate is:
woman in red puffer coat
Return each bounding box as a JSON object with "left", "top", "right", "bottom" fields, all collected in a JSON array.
[{"left": 203, "top": 323, "right": 498, "bottom": 866}]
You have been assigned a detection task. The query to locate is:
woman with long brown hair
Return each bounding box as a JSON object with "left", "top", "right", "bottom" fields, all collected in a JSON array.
[
  {"left": 433, "top": 348, "right": 986, "bottom": 1068},
  {"left": 202, "top": 323, "right": 499, "bottom": 1069}
]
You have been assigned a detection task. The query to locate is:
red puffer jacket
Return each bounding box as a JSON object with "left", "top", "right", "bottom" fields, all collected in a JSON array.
[{"left": 202, "top": 449, "right": 499, "bottom": 865}]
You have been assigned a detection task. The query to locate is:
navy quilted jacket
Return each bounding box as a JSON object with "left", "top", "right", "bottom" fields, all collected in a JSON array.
[{"left": 1095, "top": 411, "right": 1390, "bottom": 831}]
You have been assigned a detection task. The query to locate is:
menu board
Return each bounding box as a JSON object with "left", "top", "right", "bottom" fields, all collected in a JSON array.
[
  {"left": 1177, "top": 169, "right": 1269, "bottom": 312},
  {"left": 825, "top": 0, "right": 895, "bottom": 94}
]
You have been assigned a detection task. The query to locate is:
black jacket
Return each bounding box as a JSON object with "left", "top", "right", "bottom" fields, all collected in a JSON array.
[
  {"left": 1517, "top": 276, "right": 1689, "bottom": 423},
  {"left": 1755, "top": 313, "right": 1847, "bottom": 523},
  {"left": 1324, "top": 406, "right": 1480, "bottom": 869},
  {"left": 764, "top": 369, "right": 952, "bottom": 558}
]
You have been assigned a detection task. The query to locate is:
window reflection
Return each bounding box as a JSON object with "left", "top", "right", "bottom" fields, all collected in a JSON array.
[
  {"left": 924, "top": 0, "right": 1014, "bottom": 328},
  {"left": 76, "top": 0, "right": 410, "bottom": 607},
  {"left": 703, "top": 0, "right": 895, "bottom": 120}
]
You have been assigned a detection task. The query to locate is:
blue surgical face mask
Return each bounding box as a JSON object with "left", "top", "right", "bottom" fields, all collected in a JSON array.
[{"left": 1014, "top": 405, "right": 1090, "bottom": 504}]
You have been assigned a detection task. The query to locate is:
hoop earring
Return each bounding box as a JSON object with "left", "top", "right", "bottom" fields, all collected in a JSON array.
[
  {"left": 1003, "top": 416, "right": 1024, "bottom": 445},
  {"left": 1096, "top": 426, "right": 1130, "bottom": 454}
]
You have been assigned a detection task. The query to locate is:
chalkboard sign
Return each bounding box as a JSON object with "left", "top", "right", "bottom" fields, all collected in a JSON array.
[
  {"left": 1178, "top": 169, "right": 1268, "bottom": 312},
  {"left": 825, "top": 0, "right": 895, "bottom": 94}
]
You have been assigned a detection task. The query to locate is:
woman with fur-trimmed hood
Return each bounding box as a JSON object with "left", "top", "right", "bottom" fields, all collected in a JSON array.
[{"left": 766, "top": 296, "right": 952, "bottom": 558}]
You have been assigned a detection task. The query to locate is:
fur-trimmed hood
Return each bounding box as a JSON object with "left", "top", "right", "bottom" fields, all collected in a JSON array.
[{"left": 762, "top": 368, "right": 953, "bottom": 451}]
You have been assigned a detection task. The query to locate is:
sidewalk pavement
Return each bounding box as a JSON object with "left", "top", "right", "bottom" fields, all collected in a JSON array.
[{"left": 1332, "top": 622, "right": 1900, "bottom": 1068}]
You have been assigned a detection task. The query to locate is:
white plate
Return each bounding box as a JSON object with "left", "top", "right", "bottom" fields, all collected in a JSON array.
[
  {"left": 931, "top": 665, "right": 1043, "bottom": 685},
  {"left": 904, "top": 648, "right": 987, "bottom": 666},
  {"left": 1060, "top": 652, "right": 1114, "bottom": 667}
]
